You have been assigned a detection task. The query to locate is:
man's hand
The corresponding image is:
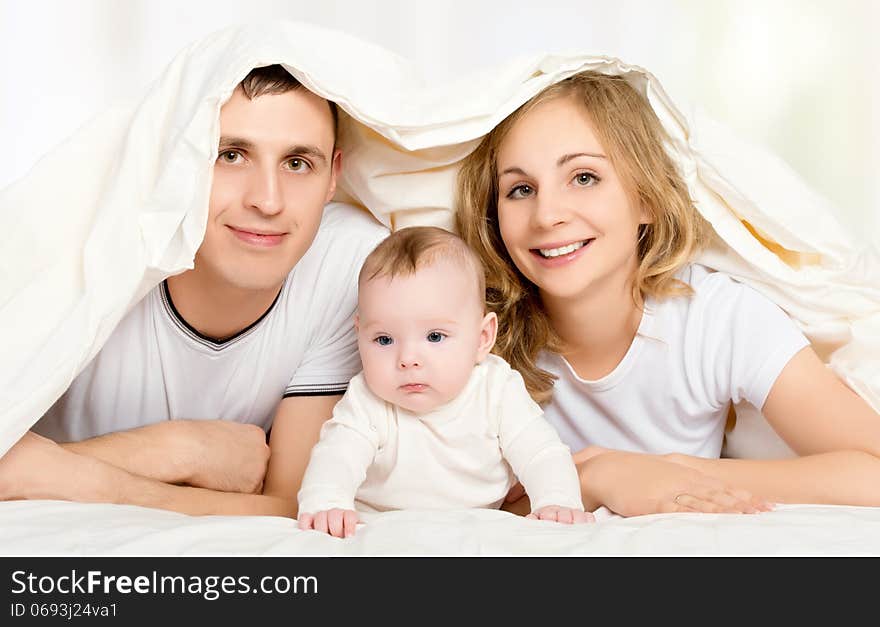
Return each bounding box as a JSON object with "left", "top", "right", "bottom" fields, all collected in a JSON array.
[
  {"left": 298, "top": 508, "right": 359, "bottom": 538},
  {"left": 173, "top": 420, "right": 270, "bottom": 494},
  {"left": 526, "top": 505, "right": 594, "bottom": 524}
]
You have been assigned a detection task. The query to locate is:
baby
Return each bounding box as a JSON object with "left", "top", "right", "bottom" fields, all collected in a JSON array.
[{"left": 297, "top": 226, "right": 591, "bottom": 537}]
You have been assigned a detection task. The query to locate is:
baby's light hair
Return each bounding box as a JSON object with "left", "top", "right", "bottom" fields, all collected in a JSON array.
[{"left": 359, "top": 226, "right": 486, "bottom": 309}]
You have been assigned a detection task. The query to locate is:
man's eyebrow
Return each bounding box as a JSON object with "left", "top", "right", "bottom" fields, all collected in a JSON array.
[
  {"left": 218, "top": 137, "right": 328, "bottom": 165},
  {"left": 289, "top": 144, "right": 328, "bottom": 165}
]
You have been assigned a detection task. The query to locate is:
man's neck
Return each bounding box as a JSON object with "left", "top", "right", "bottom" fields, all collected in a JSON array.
[
  {"left": 165, "top": 267, "right": 284, "bottom": 342},
  {"left": 541, "top": 259, "right": 643, "bottom": 380}
]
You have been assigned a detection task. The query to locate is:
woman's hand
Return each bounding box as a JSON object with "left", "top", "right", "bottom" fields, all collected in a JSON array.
[
  {"left": 579, "top": 448, "right": 772, "bottom": 517},
  {"left": 298, "top": 508, "right": 359, "bottom": 538}
]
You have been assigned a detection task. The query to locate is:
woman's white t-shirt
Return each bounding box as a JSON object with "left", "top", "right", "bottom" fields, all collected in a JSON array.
[{"left": 538, "top": 264, "right": 810, "bottom": 458}]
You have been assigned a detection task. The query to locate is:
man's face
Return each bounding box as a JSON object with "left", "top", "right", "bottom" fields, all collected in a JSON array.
[{"left": 197, "top": 86, "right": 339, "bottom": 293}]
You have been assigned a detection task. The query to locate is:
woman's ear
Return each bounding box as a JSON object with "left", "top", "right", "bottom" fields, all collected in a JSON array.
[{"left": 476, "top": 311, "right": 498, "bottom": 362}]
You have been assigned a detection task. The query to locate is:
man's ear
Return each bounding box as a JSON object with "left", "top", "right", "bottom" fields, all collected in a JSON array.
[
  {"left": 325, "top": 148, "right": 343, "bottom": 203},
  {"left": 476, "top": 311, "right": 498, "bottom": 363}
]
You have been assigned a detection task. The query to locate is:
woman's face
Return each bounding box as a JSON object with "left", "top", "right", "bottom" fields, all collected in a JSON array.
[{"left": 495, "top": 96, "right": 648, "bottom": 304}]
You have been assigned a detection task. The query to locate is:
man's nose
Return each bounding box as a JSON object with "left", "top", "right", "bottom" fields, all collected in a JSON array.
[{"left": 244, "top": 166, "right": 284, "bottom": 216}]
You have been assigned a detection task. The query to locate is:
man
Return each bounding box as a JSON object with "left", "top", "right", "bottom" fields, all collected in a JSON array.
[{"left": 0, "top": 65, "right": 388, "bottom": 517}]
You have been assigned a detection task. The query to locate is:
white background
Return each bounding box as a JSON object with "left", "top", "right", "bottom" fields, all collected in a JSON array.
[{"left": 1, "top": 0, "right": 877, "bottom": 241}]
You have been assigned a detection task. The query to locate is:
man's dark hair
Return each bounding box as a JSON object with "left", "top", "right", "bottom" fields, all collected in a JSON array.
[{"left": 239, "top": 64, "right": 339, "bottom": 140}]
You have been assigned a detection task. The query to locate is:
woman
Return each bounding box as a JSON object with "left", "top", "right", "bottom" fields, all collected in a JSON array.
[{"left": 456, "top": 71, "right": 880, "bottom": 516}]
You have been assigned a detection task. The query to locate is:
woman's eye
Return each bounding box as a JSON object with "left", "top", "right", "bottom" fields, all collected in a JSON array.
[
  {"left": 426, "top": 332, "right": 445, "bottom": 343},
  {"left": 286, "top": 158, "right": 311, "bottom": 172},
  {"left": 573, "top": 172, "right": 598, "bottom": 186},
  {"left": 506, "top": 184, "right": 533, "bottom": 200},
  {"left": 218, "top": 150, "right": 241, "bottom": 164},
  {"left": 374, "top": 336, "right": 393, "bottom": 346}
]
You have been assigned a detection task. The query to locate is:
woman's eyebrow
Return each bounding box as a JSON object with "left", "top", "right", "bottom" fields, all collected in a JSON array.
[
  {"left": 500, "top": 152, "right": 607, "bottom": 176},
  {"left": 557, "top": 152, "right": 606, "bottom": 166}
]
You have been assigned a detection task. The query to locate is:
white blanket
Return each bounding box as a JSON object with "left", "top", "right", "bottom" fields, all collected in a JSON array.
[
  {"left": 1, "top": 501, "right": 877, "bottom": 556},
  {"left": 1, "top": 22, "right": 878, "bottom": 461}
]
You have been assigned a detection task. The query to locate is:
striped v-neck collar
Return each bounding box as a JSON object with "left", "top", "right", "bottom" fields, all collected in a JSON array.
[{"left": 160, "top": 279, "right": 284, "bottom": 351}]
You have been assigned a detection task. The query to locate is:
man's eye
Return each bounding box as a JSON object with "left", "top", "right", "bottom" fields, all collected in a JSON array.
[
  {"left": 218, "top": 150, "right": 241, "bottom": 163},
  {"left": 374, "top": 336, "right": 393, "bottom": 346},
  {"left": 426, "top": 332, "right": 445, "bottom": 343},
  {"left": 286, "top": 158, "right": 311, "bottom": 172}
]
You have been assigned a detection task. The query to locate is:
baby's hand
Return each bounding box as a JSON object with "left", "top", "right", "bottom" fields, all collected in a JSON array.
[
  {"left": 297, "top": 508, "right": 359, "bottom": 538},
  {"left": 526, "top": 505, "right": 594, "bottom": 524}
]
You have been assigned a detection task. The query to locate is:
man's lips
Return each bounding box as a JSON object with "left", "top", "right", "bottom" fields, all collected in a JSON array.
[
  {"left": 227, "top": 225, "right": 286, "bottom": 247},
  {"left": 399, "top": 383, "right": 429, "bottom": 392}
]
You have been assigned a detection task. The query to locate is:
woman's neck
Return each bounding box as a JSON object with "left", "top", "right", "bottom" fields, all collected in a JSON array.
[{"left": 541, "top": 265, "right": 643, "bottom": 381}]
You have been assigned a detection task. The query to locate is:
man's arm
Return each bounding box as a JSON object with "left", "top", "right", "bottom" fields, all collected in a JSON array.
[
  {"left": 0, "top": 431, "right": 295, "bottom": 517},
  {"left": 60, "top": 420, "right": 270, "bottom": 493},
  {"left": 261, "top": 394, "right": 343, "bottom": 514},
  {"left": 0, "top": 394, "right": 339, "bottom": 517}
]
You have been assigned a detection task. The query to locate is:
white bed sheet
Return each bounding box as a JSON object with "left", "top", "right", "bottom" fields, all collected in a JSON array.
[{"left": 3, "top": 501, "right": 878, "bottom": 556}]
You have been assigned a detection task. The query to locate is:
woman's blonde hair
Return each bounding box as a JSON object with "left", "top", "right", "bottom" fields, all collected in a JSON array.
[{"left": 455, "top": 71, "right": 710, "bottom": 403}]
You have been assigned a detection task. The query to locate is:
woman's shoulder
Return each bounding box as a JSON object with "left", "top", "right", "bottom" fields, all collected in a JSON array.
[
  {"left": 674, "top": 263, "right": 765, "bottom": 307},
  {"left": 673, "top": 264, "right": 799, "bottom": 337}
]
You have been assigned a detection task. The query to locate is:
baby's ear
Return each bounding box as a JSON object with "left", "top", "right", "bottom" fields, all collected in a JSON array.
[{"left": 477, "top": 312, "right": 498, "bottom": 362}]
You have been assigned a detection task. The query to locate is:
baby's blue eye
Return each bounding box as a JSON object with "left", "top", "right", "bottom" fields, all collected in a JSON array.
[
  {"left": 375, "top": 335, "right": 393, "bottom": 346},
  {"left": 426, "top": 332, "right": 445, "bottom": 343}
]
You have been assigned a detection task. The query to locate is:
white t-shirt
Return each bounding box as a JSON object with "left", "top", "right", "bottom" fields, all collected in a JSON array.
[
  {"left": 538, "top": 264, "right": 810, "bottom": 458},
  {"left": 35, "top": 202, "right": 388, "bottom": 442},
  {"left": 297, "top": 354, "right": 583, "bottom": 514}
]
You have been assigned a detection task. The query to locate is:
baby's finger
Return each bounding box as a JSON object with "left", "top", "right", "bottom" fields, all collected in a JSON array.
[
  {"left": 328, "top": 509, "right": 345, "bottom": 538},
  {"left": 343, "top": 510, "right": 359, "bottom": 538},
  {"left": 314, "top": 510, "right": 329, "bottom": 534},
  {"left": 538, "top": 507, "right": 559, "bottom": 521},
  {"left": 557, "top": 508, "right": 574, "bottom": 524},
  {"left": 297, "top": 513, "right": 314, "bottom": 530},
  {"left": 573, "top": 510, "right": 594, "bottom": 524}
]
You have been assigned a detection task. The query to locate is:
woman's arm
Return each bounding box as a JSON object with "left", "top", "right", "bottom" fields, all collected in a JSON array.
[
  {"left": 501, "top": 445, "right": 769, "bottom": 517},
  {"left": 669, "top": 346, "right": 880, "bottom": 505}
]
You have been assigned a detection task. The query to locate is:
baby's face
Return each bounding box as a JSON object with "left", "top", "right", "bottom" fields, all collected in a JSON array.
[{"left": 357, "top": 258, "right": 495, "bottom": 414}]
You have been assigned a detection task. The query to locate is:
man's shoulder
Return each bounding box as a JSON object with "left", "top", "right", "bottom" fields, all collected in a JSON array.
[
  {"left": 316, "top": 201, "right": 389, "bottom": 242},
  {"left": 292, "top": 202, "right": 389, "bottom": 280}
]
